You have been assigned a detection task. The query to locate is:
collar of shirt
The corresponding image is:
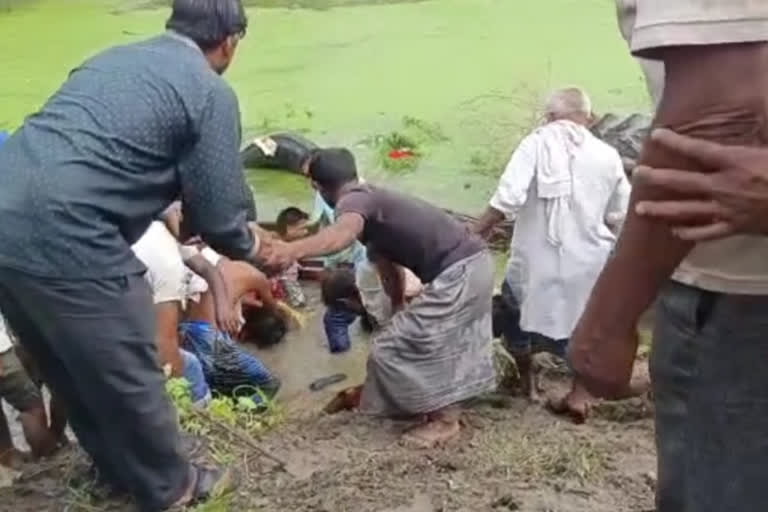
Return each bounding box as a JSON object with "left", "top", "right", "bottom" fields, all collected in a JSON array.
[{"left": 165, "top": 30, "right": 204, "bottom": 55}]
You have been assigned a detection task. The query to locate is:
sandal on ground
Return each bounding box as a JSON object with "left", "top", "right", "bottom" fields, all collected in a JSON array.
[{"left": 309, "top": 373, "right": 348, "bottom": 392}]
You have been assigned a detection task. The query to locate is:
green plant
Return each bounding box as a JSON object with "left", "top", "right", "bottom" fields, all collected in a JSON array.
[
  {"left": 166, "top": 377, "right": 282, "bottom": 442},
  {"left": 361, "top": 116, "right": 450, "bottom": 172}
]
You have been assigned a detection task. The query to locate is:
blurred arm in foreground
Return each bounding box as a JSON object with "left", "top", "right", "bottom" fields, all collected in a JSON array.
[{"left": 569, "top": 39, "right": 768, "bottom": 398}]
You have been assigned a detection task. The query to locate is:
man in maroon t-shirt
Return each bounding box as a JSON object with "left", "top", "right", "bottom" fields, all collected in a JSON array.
[{"left": 265, "top": 148, "right": 496, "bottom": 447}]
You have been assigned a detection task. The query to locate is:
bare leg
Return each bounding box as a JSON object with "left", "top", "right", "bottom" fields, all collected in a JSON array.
[
  {"left": 19, "top": 405, "right": 57, "bottom": 458},
  {"left": 49, "top": 392, "right": 68, "bottom": 446},
  {"left": 513, "top": 353, "right": 540, "bottom": 402},
  {"left": 402, "top": 405, "right": 461, "bottom": 448},
  {"left": 0, "top": 406, "right": 26, "bottom": 468}
]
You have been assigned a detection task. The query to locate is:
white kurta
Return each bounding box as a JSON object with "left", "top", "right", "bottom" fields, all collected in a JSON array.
[{"left": 491, "top": 126, "right": 630, "bottom": 340}]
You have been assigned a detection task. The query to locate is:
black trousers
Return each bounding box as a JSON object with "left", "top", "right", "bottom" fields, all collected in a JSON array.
[{"left": 0, "top": 268, "right": 189, "bottom": 511}]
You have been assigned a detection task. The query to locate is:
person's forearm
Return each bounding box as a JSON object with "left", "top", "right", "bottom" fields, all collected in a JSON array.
[
  {"left": 291, "top": 221, "right": 360, "bottom": 260},
  {"left": 473, "top": 206, "right": 505, "bottom": 238},
  {"left": 377, "top": 260, "right": 405, "bottom": 308},
  {"left": 578, "top": 43, "right": 768, "bottom": 338},
  {"left": 157, "top": 337, "right": 184, "bottom": 376}
]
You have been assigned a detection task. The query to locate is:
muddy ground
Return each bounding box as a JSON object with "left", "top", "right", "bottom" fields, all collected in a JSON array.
[{"left": 0, "top": 286, "right": 657, "bottom": 512}]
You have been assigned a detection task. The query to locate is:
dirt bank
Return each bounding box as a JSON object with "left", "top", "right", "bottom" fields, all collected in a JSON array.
[{"left": 0, "top": 286, "right": 657, "bottom": 512}]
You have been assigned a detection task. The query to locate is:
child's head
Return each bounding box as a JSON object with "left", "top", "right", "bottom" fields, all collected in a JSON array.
[
  {"left": 239, "top": 307, "right": 287, "bottom": 349},
  {"left": 276, "top": 207, "right": 309, "bottom": 241},
  {"left": 321, "top": 268, "right": 362, "bottom": 313}
]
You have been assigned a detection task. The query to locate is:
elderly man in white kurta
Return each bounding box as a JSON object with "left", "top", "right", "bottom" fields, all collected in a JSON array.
[{"left": 475, "top": 87, "right": 630, "bottom": 413}]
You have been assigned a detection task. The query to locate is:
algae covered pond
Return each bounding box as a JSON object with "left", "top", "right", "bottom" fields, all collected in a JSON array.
[{"left": 0, "top": 0, "right": 650, "bottom": 217}]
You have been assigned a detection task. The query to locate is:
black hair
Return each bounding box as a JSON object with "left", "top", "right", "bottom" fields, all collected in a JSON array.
[
  {"left": 275, "top": 207, "right": 309, "bottom": 235},
  {"left": 321, "top": 268, "right": 358, "bottom": 307},
  {"left": 308, "top": 148, "right": 358, "bottom": 190},
  {"left": 166, "top": 0, "right": 248, "bottom": 51},
  {"left": 239, "top": 307, "right": 287, "bottom": 349}
]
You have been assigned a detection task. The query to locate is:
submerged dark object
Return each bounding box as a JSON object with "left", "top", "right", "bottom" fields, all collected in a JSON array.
[
  {"left": 240, "top": 132, "right": 319, "bottom": 173},
  {"left": 309, "top": 373, "right": 348, "bottom": 392}
]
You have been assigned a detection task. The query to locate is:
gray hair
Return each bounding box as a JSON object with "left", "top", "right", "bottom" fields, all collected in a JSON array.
[
  {"left": 545, "top": 87, "right": 592, "bottom": 118},
  {"left": 166, "top": 0, "right": 248, "bottom": 51}
]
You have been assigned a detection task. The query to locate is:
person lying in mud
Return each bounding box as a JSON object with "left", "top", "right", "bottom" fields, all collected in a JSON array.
[
  {"left": 0, "top": 316, "right": 63, "bottom": 468},
  {"left": 264, "top": 147, "right": 495, "bottom": 447},
  {"left": 474, "top": 87, "right": 636, "bottom": 420},
  {"left": 321, "top": 251, "right": 423, "bottom": 353}
]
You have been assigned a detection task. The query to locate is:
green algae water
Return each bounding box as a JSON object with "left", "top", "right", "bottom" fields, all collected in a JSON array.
[{"left": 0, "top": 0, "right": 650, "bottom": 218}]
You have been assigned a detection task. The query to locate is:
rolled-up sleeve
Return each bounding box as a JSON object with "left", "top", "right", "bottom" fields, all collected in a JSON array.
[{"left": 179, "top": 81, "right": 257, "bottom": 260}]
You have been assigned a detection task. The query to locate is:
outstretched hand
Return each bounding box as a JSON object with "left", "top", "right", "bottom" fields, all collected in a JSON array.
[
  {"left": 259, "top": 238, "right": 298, "bottom": 270},
  {"left": 634, "top": 129, "right": 768, "bottom": 241}
]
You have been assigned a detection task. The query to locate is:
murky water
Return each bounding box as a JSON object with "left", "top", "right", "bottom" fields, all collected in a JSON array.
[
  {"left": 250, "top": 284, "right": 370, "bottom": 414},
  {"left": 0, "top": 0, "right": 650, "bottom": 217}
]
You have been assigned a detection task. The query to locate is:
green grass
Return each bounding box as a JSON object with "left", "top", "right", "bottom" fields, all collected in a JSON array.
[{"left": 0, "top": 0, "right": 650, "bottom": 217}]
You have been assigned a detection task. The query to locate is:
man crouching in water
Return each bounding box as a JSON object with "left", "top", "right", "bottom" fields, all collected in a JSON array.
[{"left": 265, "top": 148, "right": 495, "bottom": 447}]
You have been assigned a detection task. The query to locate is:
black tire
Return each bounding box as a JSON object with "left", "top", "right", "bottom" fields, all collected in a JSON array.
[{"left": 240, "top": 132, "right": 319, "bottom": 173}]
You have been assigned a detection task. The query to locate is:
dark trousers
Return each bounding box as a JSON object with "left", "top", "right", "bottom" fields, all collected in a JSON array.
[
  {"left": 0, "top": 268, "right": 189, "bottom": 511},
  {"left": 323, "top": 305, "right": 358, "bottom": 353},
  {"left": 653, "top": 281, "right": 768, "bottom": 512}
]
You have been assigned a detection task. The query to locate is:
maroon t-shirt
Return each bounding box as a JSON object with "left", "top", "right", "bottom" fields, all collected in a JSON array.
[{"left": 336, "top": 184, "right": 485, "bottom": 283}]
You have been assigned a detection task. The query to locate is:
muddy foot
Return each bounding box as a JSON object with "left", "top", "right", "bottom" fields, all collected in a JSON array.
[
  {"left": 0, "top": 448, "right": 29, "bottom": 470},
  {"left": 526, "top": 386, "right": 545, "bottom": 405},
  {"left": 402, "top": 419, "right": 461, "bottom": 449},
  {"left": 547, "top": 393, "right": 590, "bottom": 424},
  {"left": 323, "top": 385, "right": 363, "bottom": 414}
]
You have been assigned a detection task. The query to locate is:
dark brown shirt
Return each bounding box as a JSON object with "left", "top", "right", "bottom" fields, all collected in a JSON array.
[{"left": 336, "top": 184, "right": 485, "bottom": 283}]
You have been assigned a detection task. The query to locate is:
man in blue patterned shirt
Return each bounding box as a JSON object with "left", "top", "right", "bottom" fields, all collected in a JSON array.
[{"left": 0, "top": 0, "right": 260, "bottom": 509}]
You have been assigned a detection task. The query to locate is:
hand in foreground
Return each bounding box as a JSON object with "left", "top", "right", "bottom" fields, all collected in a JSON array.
[
  {"left": 259, "top": 238, "right": 298, "bottom": 269},
  {"left": 634, "top": 128, "right": 768, "bottom": 241},
  {"left": 567, "top": 324, "right": 639, "bottom": 399},
  {"left": 214, "top": 298, "right": 241, "bottom": 338}
]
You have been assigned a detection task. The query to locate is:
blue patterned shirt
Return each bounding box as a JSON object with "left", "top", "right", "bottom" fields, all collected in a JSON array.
[{"left": 0, "top": 33, "right": 256, "bottom": 279}]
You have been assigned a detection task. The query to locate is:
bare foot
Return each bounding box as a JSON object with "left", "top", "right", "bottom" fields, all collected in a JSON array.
[
  {"left": 628, "top": 375, "right": 651, "bottom": 397},
  {"left": 323, "top": 386, "right": 363, "bottom": 414},
  {"left": 0, "top": 448, "right": 30, "bottom": 470},
  {"left": 547, "top": 381, "right": 593, "bottom": 424},
  {"left": 402, "top": 419, "right": 460, "bottom": 449},
  {"left": 401, "top": 407, "right": 461, "bottom": 448}
]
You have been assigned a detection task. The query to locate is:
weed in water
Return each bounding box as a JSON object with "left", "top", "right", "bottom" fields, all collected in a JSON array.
[{"left": 361, "top": 116, "right": 450, "bottom": 172}]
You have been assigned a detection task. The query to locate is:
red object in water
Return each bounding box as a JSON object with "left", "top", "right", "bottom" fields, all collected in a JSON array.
[{"left": 388, "top": 148, "right": 415, "bottom": 159}]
